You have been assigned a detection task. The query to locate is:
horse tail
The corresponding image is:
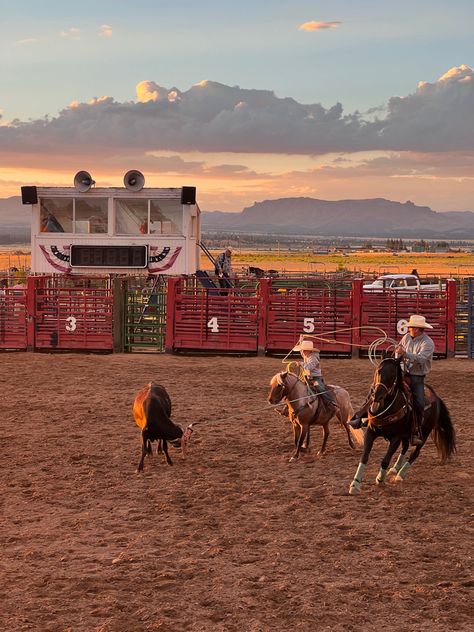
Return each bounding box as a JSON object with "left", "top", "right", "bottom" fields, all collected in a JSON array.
[{"left": 432, "top": 397, "right": 456, "bottom": 463}]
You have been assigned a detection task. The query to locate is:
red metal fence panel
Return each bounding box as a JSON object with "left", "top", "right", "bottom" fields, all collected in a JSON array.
[
  {"left": 0, "top": 283, "right": 28, "bottom": 350},
  {"left": 166, "top": 278, "right": 259, "bottom": 352},
  {"left": 265, "top": 279, "right": 354, "bottom": 354},
  {"left": 31, "top": 276, "right": 113, "bottom": 351},
  {"left": 358, "top": 279, "right": 456, "bottom": 357}
]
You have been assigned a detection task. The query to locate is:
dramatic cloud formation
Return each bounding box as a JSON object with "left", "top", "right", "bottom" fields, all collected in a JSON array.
[
  {"left": 1, "top": 66, "right": 473, "bottom": 210},
  {"left": 0, "top": 65, "right": 472, "bottom": 158},
  {"left": 299, "top": 21, "right": 342, "bottom": 31}
]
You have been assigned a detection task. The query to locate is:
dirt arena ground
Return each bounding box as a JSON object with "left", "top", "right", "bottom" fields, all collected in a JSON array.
[{"left": 1, "top": 353, "right": 472, "bottom": 632}]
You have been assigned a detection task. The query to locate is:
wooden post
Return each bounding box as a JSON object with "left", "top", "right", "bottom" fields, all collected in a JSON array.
[
  {"left": 112, "top": 277, "right": 125, "bottom": 353},
  {"left": 351, "top": 279, "right": 363, "bottom": 359},
  {"left": 26, "top": 275, "right": 39, "bottom": 352},
  {"left": 445, "top": 278, "right": 456, "bottom": 358},
  {"left": 165, "top": 277, "right": 179, "bottom": 353},
  {"left": 257, "top": 278, "right": 270, "bottom": 356}
]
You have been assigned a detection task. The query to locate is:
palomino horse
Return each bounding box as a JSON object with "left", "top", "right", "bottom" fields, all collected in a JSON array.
[
  {"left": 268, "top": 371, "right": 364, "bottom": 462},
  {"left": 349, "top": 357, "right": 456, "bottom": 495}
]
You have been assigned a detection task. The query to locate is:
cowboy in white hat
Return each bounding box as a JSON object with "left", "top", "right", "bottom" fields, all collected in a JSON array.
[
  {"left": 215, "top": 246, "right": 233, "bottom": 290},
  {"left": 294, "top": 338, "right": 338, "bottom": 411},
  {"left": 395, "top": 314, "right": 435, "bottom": 446},
  {"left": 349, "top": 314, "right": 435, "bottom": 444}
]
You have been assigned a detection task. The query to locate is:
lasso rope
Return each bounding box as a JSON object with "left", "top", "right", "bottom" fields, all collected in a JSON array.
[{"left": 282, "top": 326, "right": 398, "bottom": 366}]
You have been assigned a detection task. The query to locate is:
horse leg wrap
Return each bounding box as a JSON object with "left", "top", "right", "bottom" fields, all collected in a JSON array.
[
  {"left": 395, "top": 461, "right": 411, "bottom": 481},
  {"left": 349, "top": 463, "right": 366, "bottom": 495},
  {"left": 376, "top": 468, "right": 387, "bottom": 485},
  {"left": 389, "top": 453, "right": 407, "bottom": 476}
]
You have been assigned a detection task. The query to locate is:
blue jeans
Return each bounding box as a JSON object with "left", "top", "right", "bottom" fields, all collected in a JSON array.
[{"left": 407, "top": 374, "right": 425, "bottom": 422}]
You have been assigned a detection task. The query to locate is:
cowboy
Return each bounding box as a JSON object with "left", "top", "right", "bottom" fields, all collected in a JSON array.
[
  {"left": 395, "top": 314, "right": 435, "bottom": 446},
  {"left": 349, "top": 314, "right": 434, "bottom": 446},
  {"left": 215, "top": 246, "right": 233, "bottom": 289},
  {"left": 295, "top": 339, "right": 338, "bottom": 411}
]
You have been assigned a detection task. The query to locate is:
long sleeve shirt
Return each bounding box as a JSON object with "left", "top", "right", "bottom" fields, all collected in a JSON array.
[
  {"left": 215, "top": 252, "right": 231, "bottom": 275},
  {"left": 300, "top": 351, "right": 322, "bottom": 378},
  {"left": 398, "top": 332, "right": 435, "bottom": 376}
]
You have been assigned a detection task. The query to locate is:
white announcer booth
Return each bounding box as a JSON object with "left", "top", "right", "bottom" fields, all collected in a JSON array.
[{"left": 27, "top": 173, "right": 200, "bottom": 275}]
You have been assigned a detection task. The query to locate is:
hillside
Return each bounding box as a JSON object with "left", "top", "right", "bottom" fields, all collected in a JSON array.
[
  {"left": 202, "top": 198, "right": 474, "bottom": 238},
  {"left": 1, "top": 195, "right": 474, "bottom": 240}
]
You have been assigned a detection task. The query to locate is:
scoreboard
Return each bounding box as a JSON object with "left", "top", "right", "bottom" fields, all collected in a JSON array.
[{"left": 70, "top": 245, "right": 147, "bottom": 268}]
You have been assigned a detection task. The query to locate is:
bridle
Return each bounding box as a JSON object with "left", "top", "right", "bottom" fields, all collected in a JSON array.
[
  {"left": 275, "top": 372, "right": 315, "bottom": 416},
  {"left": 369, "top": 361, "right": 407, "bottom": 422}
]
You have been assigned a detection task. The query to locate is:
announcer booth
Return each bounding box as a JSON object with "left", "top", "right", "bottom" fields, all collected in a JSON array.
[{"left": 23, "top": 172, "right": 200, "bottom": 276}]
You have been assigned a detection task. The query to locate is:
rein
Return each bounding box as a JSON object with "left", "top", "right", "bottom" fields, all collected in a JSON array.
[{"left": 368, "top": 366, "right": 409, "bottom": 427}]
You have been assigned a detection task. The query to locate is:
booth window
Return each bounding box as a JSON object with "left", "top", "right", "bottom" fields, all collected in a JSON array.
[
  {"left": 115, "top": 199, "right": 148, "bottom": 235},
  {"left": 40, "top": 199, "right": 72, "bottom": 233},
  {"left": 75, "top": 198, "right": 108, "bottom": 234},
  {"left": 149, "top": 199, "right": 183, "bottom": 235}
]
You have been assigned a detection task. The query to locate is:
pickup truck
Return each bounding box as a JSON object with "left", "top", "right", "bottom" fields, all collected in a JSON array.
[{"left": 363, "top": 274, "right": 444, "bottom": 292}]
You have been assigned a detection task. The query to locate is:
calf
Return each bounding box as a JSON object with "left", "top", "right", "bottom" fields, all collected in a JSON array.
[{"left": 133, "top": 382, "right": 193, "bottom": 472}]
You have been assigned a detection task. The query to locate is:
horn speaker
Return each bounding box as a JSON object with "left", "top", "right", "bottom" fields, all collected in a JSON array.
[
  {"left": 181, "top": 186, "right": 196, "bottom": 205},
  {"left": 21, "top": 186, "right": 38, "bottom": 205},
  {"left": 123, "top": 170, "right": 145, "bottom": 191},
  {"left": 74, "top": 171, "right": 95, "bottom": 192}
]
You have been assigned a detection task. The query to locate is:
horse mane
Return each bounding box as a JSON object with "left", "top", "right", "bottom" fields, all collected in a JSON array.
[{"left": 378, "top": 357, "right": 403, "bottom": 391}]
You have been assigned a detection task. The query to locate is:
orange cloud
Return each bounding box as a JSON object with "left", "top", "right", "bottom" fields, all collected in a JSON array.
[{"left": 298, "top": 21, "right": 341, "bottom": 32}]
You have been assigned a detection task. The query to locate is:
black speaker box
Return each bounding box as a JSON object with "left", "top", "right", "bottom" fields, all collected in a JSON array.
[
  {"left": 21, "top": 186, "right": 38, "bottom": 205},
  {"left": 181, "top": 186, "right": 196, "bottom": 205}
]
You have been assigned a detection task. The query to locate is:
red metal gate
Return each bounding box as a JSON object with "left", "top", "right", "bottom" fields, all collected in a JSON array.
[
  {"left": 29, "top": 276, "right": 114, "bottom": 351},
  {"left": 355, "top": 279, "right": 456, "bottom": 357},
  {"left": 166, "top": 277, "right": 260, "bottom": 352},
  {"left": 264, "top": 279, "right": 354, "bottom": 354},
  {"left": 0, "top": 281, "right": 28, "bottom": 350}
]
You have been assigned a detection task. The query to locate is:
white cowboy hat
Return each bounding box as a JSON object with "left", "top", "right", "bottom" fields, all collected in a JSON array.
[
  {"left": 294, "top": 339, "right": 320, "bottom": 352},
  {"left": 406, "top": 314, "right": 433, "bottom": 329}
]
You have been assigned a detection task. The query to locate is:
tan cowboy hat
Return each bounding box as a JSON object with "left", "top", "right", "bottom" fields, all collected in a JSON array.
[
  {"left": 406, "top": 314, "right": 433, "bottom": 329},
  {"left": 225, "top": 246, "right": 233, "bottom": 253},
  {"left": 294, "top": 339, "right": 320, "bottom": 352}
]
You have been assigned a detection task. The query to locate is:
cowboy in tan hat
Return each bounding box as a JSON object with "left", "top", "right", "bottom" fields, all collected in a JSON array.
[
  {"left": 395, "top": 314, "right": 435, "bottom": 446},
  {"left": 294, "top": 338, "right": 338, "bottom": 411},
  {"left": 215, "top": 246, "right": 233, "bottom": 290}
]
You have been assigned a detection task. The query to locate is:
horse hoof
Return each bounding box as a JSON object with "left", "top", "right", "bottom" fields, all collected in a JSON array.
[
  {"left": 388, "top": 468, "right": 398, "bottom": 477},
  {"left": 395, "top": 474, "right": 404, "bottom": 482},
  {"left": 289, "top": 456, "right": 297, "bottom": 463},
  {"left": 375, "top": 476, "right": 385, "bottom": 485},
  {"left": 349, "top": 481, "right": 361, "bottom": 495}
]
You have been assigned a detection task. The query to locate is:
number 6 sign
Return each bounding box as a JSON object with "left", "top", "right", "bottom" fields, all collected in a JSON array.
[{"left": 397, "top": 319, "right": 408, "bottom": 335}]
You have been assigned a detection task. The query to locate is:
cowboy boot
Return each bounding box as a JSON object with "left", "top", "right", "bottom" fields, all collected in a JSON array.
[{"left": 410, "top": 413, "right": 424, "bottom": 446}]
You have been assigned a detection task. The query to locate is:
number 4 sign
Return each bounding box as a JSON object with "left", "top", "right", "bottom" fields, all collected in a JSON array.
[{"left": 207, "top": 317, "right": 219, "bottom": 333}]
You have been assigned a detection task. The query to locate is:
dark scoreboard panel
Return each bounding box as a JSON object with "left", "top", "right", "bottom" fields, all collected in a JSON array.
[{"left": 70, "top": 245, "right": 147, "bottom": 268}]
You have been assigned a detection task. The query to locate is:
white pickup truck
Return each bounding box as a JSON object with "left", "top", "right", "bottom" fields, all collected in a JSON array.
[{"left": 363, "top": 274, "right": 444, "bottom": 292}]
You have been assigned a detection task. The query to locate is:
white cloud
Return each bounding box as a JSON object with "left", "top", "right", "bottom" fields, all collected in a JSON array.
[
  {"left": 99, "top": 24, "right": 113, "bottom": 38},
  {"left": 60, "top": 27, "right": 80, "bottom": 39},
  {"left": 16, "top": 38, "right": 39, "bottom": 45},
  {"left": 0, "top": 66, "right": 473, "bottom": 159},
  {"left": 298, "top": 21, "right": 341, "bottom": 32}
]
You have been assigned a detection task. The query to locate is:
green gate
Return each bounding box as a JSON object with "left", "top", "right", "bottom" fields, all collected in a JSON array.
[{"left": 123, "top": 276, "right": 167, "bottom": 352}]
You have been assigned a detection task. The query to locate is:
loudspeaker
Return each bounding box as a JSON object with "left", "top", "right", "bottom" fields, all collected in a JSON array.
[
  {"left": 74, "top": 171, "right": 95, "bottom": 192},
  {"left": 181, "top": 186, "right": 196, "bottom": 205},
  {"left": 123, "top": 170, "right": 145, "bottom": 191},
  {"left": 21, "top": 186, "right": 38, "bottom": 205}
]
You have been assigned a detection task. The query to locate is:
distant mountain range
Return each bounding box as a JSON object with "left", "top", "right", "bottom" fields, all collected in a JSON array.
[
  {"left": 1, "top": 195, "right": 474, "bottom": 240},
  {"left": 202, "top": 198, "right": 474, "bottom": 239}
]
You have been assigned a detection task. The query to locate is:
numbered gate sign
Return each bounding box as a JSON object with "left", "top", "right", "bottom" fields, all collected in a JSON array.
[
  {"left": 65, "top": 316, "right": 77, "bottom": 332},
  {"left": 397, "top": 319, "right": 408, "bottom": 335},
  {"left": 207, "top": 317, "right": 219, "bottom": 333}
]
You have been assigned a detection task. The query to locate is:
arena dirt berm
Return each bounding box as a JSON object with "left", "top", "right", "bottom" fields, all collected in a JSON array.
[{"left": 1, "top": 353, "right": 471, "bottom": 631}]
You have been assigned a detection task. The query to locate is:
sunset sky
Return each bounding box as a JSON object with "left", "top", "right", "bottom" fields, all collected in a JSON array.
[{"left": 1, "top": 0, "right": 473, "bottom": 211}]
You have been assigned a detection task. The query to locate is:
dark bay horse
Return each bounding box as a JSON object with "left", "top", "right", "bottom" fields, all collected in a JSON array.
[
  {"left": 268, "top": 371, "right": 364, "bottom": 462},
  {"left": 349, "top": 357, "right": 456, "bottom": 495}
]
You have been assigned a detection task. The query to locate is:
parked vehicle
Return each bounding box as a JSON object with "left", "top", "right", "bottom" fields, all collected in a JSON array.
[{"left": 363, "top": 274, "right": 444, "bottom": 292}]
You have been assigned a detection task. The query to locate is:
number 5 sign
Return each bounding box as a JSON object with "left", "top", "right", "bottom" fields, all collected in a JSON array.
[{"left": 397, "top": 319, "right": 408, "bottom": 335}]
